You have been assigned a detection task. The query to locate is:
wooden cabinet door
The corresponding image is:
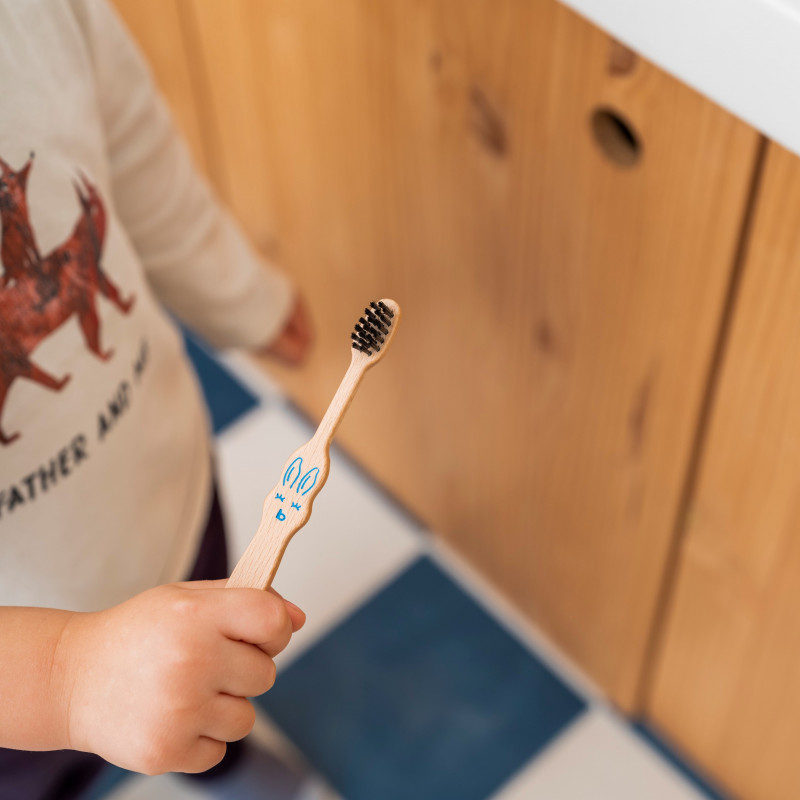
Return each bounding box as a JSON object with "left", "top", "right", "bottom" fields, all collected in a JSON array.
[
  {"left": 647, "top": 141, "right": 800, "bottom": 800},
  {"left": 114, "top": 0, "right": 761, "bottom": 709}
]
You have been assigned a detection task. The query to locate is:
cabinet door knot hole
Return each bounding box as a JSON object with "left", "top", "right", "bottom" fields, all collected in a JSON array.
[
  {"left": 469, "top": 85, "right": 508, "bottom": 157},
  {"left": 591, "top": 107, "right": 642, "bottom": 168}
]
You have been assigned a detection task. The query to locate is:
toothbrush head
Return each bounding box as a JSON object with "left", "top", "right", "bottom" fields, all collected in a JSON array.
[{"left": 350, "top": 298, "right": 401, "bottom": 364}]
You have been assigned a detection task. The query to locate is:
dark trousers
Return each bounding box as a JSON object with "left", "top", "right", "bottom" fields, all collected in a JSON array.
[{"left": 0, "top": 486, "right": 244, "bottom": 800}]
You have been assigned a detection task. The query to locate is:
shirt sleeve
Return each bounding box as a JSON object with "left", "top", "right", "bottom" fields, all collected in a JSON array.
[{"left": 69, "top": 0, "right": 293, "bottom": 349}]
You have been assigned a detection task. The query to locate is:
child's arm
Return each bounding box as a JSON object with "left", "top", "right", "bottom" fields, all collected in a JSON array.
[
  {"left": 0, "top": 606, "right": 74, "bottom": 752},
  {"left": 0, "top": 583, "right": 304, "bottom": 774},
  {"left": 70, "top": 0, "right": 298, "bottom": 353}
]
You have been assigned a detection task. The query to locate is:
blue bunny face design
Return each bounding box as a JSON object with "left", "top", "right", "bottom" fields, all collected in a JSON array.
[{"left": 273, "top": 456, "right": 320, "bottom": 523}]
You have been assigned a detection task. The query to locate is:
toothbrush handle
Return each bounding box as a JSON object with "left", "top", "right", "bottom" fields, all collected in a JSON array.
[
  {"left": 227, "top": 447, "right": 330, "bottom": 590},
  {"left": 226, "top": 355, "right": 369, "bottom": 591},
  {"left": 225, "top": 507, "right": 298, "bottom": 590},
  {"left": 225, "top": 497, "right": 294, "bottom": 590}
]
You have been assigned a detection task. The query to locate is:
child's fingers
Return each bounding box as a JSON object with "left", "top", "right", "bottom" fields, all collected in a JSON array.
[
  {"left": 203, "top": 696, "right": 257, "bottom": 744},
  {"left": 260, "top": 293, "right": 314, "bottom": 366},
  {"left": 172, "top": 579, "right": 228, "bottom": 590},
  {"left": 267, "top": 587, "right": 306, "bottom": 631},
  {"left": 218, "top": 639, "right": 277, "bottom": 696},
  {"left": 212, "top": 588, "right": 295, "bottom": 654},
  {"left": 171, "top": 580, "right": 305, "bottom": 630},
  {"left": 265, "top": 333, "right": 307, "bottom": 366},
  {"left": 179, "top": 736, "right": 227, "bottom": 775}
]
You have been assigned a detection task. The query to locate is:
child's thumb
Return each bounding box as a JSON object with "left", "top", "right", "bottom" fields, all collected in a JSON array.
[{"left": 172, "top": 578, "right": 229, "bottom": 590}]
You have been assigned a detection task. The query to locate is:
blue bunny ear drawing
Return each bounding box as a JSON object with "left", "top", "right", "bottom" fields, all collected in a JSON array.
[
  {"left": 283, "top": 457, "right": 303, "bottom": 489},
  {"left": 298, "top": 466, "right": 320, "bottom": 496}
]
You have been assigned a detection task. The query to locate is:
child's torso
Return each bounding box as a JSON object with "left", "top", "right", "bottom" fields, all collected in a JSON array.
[{"left": 0, "top": 1, "right": 212, "bottom": 611}]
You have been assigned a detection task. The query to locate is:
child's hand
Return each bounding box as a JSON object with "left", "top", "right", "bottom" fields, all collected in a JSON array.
[
  {"left": 58, "top": 580, "right": 304, "bottom": 775},
  {"left": 259, "top": 293, "right": 314, "bottom": 366}
]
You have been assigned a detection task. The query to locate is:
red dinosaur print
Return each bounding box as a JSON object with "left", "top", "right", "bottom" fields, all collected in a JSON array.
[{"left": 0, "top": 154, "right": 135, "bottom": 445}]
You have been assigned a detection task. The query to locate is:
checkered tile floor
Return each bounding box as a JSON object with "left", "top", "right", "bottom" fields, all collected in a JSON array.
[{"left": 99, "top": 333, "right": 730, "bottom": 800}]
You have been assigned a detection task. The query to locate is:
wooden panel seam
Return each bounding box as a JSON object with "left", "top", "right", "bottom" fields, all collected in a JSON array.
[{"left": 635, "top": 134, "right": 770, "bottom": 712}]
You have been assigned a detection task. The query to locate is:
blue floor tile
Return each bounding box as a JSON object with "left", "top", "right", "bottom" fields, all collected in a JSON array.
[
  {"left": 83, "top": 766, "right": 130, "bottom": 800},
  {"left": 258, "top": 557, "right": 586, "bottom": 800},
  {"left": 633, "top": 722, "right": 732, "bottom": 800},
  {"left": 182, "top": 330, "right": 259, "bottom": 434}
]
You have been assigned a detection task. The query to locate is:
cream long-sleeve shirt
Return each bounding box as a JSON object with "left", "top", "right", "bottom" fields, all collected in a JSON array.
[{"left": 0, "top": 0, "right": 293, "bottom": 610}]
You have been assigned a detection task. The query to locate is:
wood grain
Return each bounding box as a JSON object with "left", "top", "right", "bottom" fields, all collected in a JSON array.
[
  {"left": 126, "top": 0, "right": 761, "bottom": 707},
  {"left": 647, "top": 142, "right": 800, "bottom": 800}
]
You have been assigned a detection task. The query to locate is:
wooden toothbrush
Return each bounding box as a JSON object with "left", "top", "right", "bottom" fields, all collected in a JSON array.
[{"left": 227, "top": 299, "right": 401, "bottom": 590}]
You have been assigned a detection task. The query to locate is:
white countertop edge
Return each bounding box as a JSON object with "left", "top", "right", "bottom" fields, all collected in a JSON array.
[{"left": 561, "top": 0, "right": 800, "bottom": 157}]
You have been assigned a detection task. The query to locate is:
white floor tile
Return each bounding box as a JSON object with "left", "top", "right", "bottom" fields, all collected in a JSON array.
[
  {"left": 214, "top": 402, "right": 423, "bottom": 666},
  {"left": 492, "top": 711, "right": 708, "bottom": 800}
]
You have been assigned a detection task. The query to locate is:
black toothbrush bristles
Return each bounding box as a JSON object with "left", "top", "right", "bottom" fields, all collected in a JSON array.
[{"left": 351, "top": 300, "right": 394, "bottom": 355}]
